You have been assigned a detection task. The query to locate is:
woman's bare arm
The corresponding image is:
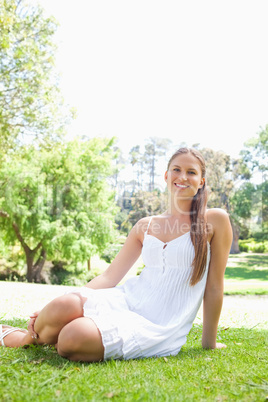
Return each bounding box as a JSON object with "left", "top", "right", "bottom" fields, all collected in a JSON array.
[
  {"left": 84, "top": 218, "right": 148, "bottom": 289},
  {"left": 202, "top": 209, "right": 233, "bottom": 349}
]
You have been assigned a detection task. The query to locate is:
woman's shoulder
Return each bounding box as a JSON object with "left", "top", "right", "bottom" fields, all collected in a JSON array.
[
  {"left": 206, "top": 208, "right": 232, "bottom": 237},
  {"left": 135, "top": 214, "right": 164, "bottom": 226},
  {"left": 206, "top": 208, "right": 229, "bottom": 220},
  {"left": 132, "top": 216, "right": 155, "bottom": 241},
  {"left": 133, "top": 214, "right": 165, "bottom": 239}
]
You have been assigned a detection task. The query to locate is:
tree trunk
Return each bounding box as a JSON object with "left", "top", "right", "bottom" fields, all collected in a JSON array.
[
  {"left": 25, "top": 249, "right": 35, "bottom": 282},
  {"left": 87, "top": 258, "right": 91, "bottom": 271},
  {"left": 230, "top": 220, "right": 240, "bottom": 254},
  {"left": 25, "top": 247, "right": 47, "bottom": 282},
  {"left": 32, "top": 248, "right": 47, "bottom": 283}
]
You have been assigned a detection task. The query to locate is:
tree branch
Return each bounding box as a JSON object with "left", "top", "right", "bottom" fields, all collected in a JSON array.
[
  {"left": 0, "top": 210, "right": 9, "bottom": 218},
  {"left": 12, "top": 221, "right": 30, "bottom": 253},
  {"left": 33, "top": 241, "right": 42, "bottom": 253}
]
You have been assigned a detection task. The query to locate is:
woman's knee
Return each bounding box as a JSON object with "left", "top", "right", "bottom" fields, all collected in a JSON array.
[
  {"left": 57, "top": 323, "right": 77, "bottom": 356},
  {"left": 44, "top": 293, "right": 84, "bottom": 322},
  {"left": 57, "top": 318, "right": 104, "bottom": 361},
  {"left": 34, "top": 293, "right": 86, "bottom": 338}
]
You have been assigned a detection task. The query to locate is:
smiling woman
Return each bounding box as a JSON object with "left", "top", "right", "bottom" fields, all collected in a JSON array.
[{"left": 1, "top": 148, "right": 233, "bottom": 363}]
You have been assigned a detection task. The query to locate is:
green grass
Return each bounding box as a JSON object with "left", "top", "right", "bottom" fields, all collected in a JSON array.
[
  {"left": 224, "top": 253, "right": 268, "bottom": 295},
  {"left": 0, "top": 253, "right": 267, "bottom": 400},
  {"left": 0, "top": 319, "right": 267, "bottom": 401}
]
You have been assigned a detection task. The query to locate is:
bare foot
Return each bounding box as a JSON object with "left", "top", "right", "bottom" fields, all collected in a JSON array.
[
  {"left": 1, "top": 326, "right": 31, "bottom": 348},
  {"left": 2, "top": 325, "right": 27, "bottom": 333}
]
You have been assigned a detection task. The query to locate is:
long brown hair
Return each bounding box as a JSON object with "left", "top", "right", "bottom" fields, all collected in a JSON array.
[{"left": 167, "top": 147, "right": 208, "bottom": 286}]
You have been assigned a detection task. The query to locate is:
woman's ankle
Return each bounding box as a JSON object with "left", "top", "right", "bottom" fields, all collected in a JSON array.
[{"left": 3, "top": 331, "right": 31, "bottom": 348}]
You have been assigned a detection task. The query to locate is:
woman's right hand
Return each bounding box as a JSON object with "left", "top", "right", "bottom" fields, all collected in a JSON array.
[{"left": 28, "top": 311, "right": 40, "bottom": 338}]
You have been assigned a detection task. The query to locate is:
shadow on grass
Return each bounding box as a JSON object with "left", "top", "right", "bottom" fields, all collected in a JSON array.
[
  {"left": 225, "top": 253, "right": 268, "bottom": 281},
  {"left": 229, "top": 254, "right": 267, "bottom": 263},
  {"left": 225, "top": 266, "right": 268, "bottom": 280}
]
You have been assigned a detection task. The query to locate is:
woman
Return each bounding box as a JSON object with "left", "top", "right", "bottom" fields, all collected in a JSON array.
[{"left": 0, "top": 148, "right": 233, "bottom": 361}]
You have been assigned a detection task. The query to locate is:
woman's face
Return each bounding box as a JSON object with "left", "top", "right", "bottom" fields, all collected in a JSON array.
[{"left": 165, "top": 152, "right": 205, "bottom": 199}]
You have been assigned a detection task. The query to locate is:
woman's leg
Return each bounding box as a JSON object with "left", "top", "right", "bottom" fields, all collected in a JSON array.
[
  {"left": 0, "top": 326, "right": 32, "bottom": 348},
  {"left": 2, "top": 293, "right": 86, "bottom": 347},
  {"left": 33, "top": 293, "right": 86, "bottom": 345},
  {"left": 57, "top": 317, "right": 104, "bottom": 362}
]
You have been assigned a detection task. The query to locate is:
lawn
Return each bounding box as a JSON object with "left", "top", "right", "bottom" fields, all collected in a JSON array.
[
  {"left": 0, "top": 319, "right": 267, "bottom": 401},
  {"left": 224, "top": 253, "right": 268, "bottom": 295},
  {"left": 0, "top": 253, "right": 267, "bottom": 401}
]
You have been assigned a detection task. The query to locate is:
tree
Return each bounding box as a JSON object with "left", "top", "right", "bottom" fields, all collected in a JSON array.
[
  {"left": 0, "top": 0, "right": 72, "bottom": 152},
  {"left": 200, "top": 148, "right": 242, "bottom": 252},
  {"left": 240, "top": 126, "right": 268, "bottom": 238},
  {"left": 144, "top": 137, "right": 172, "bottom": 191},
  {"left": 201, "top": 148, "right": 233, "bottom": 210},
  {"left": 229, "top": 182, "right": 257, "bottom": 252},
  {"left": 240, "top": 125, "right": 268, "bottom": 173},
  {"left": 128, "top": 190, "right": 167, "bottom": 226},
  {"left": 0, "top": 138, "right": 118, "bottom": 282},
  {"left": 129, "top": 145, "right": 144, "bottom": 192}
]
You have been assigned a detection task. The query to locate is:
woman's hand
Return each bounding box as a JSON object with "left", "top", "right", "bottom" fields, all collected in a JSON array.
[
  {"left": 202, "top": 342, "right": 227, "bottom": 349},
  {"left": 215, "top": 342, "right": 227, "bottom": 349},
  {"left": 28, "top": 311, "right": 40, "bottom": 338}
]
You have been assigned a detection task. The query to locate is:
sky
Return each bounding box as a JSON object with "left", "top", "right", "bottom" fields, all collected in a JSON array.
[{"left": 35, "top": 0, "right": 268, "bottom": 162}]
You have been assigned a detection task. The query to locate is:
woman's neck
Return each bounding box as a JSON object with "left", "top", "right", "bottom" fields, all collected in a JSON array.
[{"left": 166, "top": 197, "right": 192, "bottom": 217}]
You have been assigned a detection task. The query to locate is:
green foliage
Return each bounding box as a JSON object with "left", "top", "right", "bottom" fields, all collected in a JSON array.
[
  {"left": 201, "top": 148, "right": 233, "bottom": 209},
  {"left": 128, "top": 190, "right": 167, "bottom": 226},
  {"left": 144, "top": 137, "right": 172, "bottom": 191},
  {"left": 49, "top": 263, "right": 101, "bottom": 286},
  {"left": 238, "top": 242, "right": 249, "bottom": 252},
  {"left": 237, "top": 128, "right": 268, "bottom": 239},
  {"left": 101, "top": 243, "right": 123, "bottom": 264},
  {"left": 0, "top": 138, "right": 118, "bottom": 282},
  {"left": 230, "top": 182, "right": 256, "bottom": 220},
  {"left": 114, "top": 210, "right": 129, "bottom": 233},
  {"left": 238, "top": 239, "right": 268, "bottom": 253},
  {"left": 0, "top": 0, "right": 73, "bottom": 152},
  {"left": 240, "top": 125, "right": 268, "bottom": 173}
]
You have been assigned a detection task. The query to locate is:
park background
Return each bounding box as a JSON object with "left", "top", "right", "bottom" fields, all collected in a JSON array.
[{"left": 0, "top": 1, "right": 267, "bottom": 400}]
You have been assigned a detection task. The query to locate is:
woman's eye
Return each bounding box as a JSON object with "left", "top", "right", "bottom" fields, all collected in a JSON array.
[{"left": 188, "top": 171, "right": 196, "bottom": 175}]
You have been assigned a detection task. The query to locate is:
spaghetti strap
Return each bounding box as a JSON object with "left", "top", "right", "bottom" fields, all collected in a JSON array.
[{"left": 145, "top": 216, "right": 154, "bottom": 236}]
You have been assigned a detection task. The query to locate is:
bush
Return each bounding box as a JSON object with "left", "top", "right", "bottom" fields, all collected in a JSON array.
[
  {"left": 49, "top": 262, "right": 101, "bottom": 286},
  {"left": 252, "top": 231, "right": 268, "bottom": 241},
  {"left": 238, "top": 242, "right": 249, "bottom": 252},
  {"left": 238, "top": 239, "right": 268, "bottom": 253},
  {"left": 250, "top": 243, "right": 266, "bottom": 253},
  {"left": 101, "top": 243, "right": 123, "bottom": 263},
  {"left": 0, "top": 268, "right": 25, "bottom": 282}
]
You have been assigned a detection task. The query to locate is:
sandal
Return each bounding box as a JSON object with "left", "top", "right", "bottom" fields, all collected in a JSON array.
[{"left": 0, "top": 324, "right": 27, "bottom": 347}]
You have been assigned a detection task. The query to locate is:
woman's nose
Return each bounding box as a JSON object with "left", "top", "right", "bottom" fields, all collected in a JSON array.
[{"left": 179, "top": 172, "right": 187, "bottom": 181}]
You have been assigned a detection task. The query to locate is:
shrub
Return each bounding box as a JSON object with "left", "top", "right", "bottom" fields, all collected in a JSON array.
[
  {"left": 238, "top": 242, "right": 249, "bottom": 252},
  {"left": 250, "top": 243, "right": 266, "bottom": 253},
  {"left": 101, "top": 244, "right": 123, "bottom": 263},
  {"left": 238, "top": 239, "right": 268, "bottom": 253},
  {"left": 0, "top": 268, "right": 25, "bottom": 282},
  {"left": 49, "top": 262, "right": 101, "bottom": 286}
]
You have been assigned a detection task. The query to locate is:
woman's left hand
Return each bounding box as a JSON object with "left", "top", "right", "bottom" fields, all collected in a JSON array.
[
  {"left": 28, "top": 311, "right": 40, "bottom": 339},
  {"left": 215, "top": 342, "right": 227, "bottom": 349}
]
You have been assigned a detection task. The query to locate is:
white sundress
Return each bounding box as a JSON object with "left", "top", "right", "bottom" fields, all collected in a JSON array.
[{"left": 72, "top": 218, "right": 211, "bottom": 360}]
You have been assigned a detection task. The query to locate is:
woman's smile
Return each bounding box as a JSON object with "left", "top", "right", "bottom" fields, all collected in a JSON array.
[{"left": 174, "top": 183, "right": 189, "bottom": 189}]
